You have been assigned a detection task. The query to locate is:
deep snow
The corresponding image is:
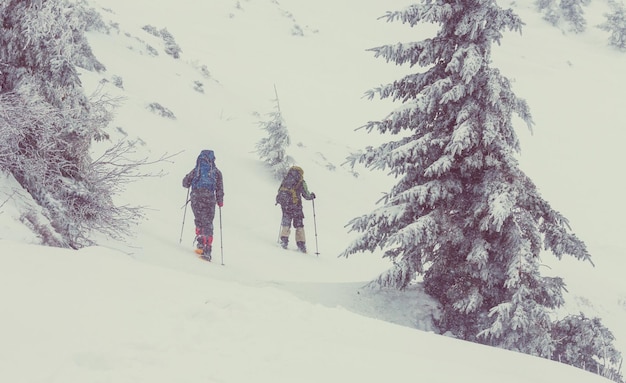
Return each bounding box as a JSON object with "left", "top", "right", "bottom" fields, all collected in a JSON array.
[{"left": 1, "top": 0, "right": 625, "bottom": 382}]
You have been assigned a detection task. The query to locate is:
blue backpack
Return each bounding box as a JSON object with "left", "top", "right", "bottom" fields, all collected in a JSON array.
[{"left": 191, "top": 150, "right": 217, "bottom": 191}]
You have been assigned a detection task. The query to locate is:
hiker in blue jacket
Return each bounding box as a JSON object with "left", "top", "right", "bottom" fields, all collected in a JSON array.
[
  {"left": 183, "top": 150, "right": 224, "bottom": 260},
  {"left": 275, "top": 166, "right": 315, "bottom": 253}
]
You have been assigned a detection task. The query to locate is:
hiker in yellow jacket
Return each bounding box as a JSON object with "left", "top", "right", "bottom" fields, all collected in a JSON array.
[{"left": 275, "top": 166, "right": 316, "bottom": 253}]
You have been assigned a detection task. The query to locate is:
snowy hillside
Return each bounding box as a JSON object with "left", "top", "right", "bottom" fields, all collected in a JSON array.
[
  {"left": 0, "top": 239, "right": 615, "bottom": 383},
  {"left": 1, "top": 0, "right": 625, "bottom": 382}
]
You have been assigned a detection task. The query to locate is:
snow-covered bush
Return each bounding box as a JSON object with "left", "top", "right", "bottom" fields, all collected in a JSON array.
[
  {"left": 599, "top": 0, "right": 626, "bottom": 51},
  {"left": 0, "top": 90, "right": 148, "bottom": 247},
  {"left": 160, "top": 28, "right": 182, "bottom": 59},
  {"left": 147, "top": 102, "right": 177, "bottom": 119},
  {"left": 0, "top": 0, "right": 149, "bottom": 248},
  {"left": 142, "top": 25, "right": 182, "bottom": 58},
  {"left": 536, "top": 0, "right": 591, "bottom": 32}
]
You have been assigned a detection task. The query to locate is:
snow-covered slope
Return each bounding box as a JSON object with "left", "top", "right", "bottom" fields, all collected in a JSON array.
[
  {"left": 0, "top": 0, "right": 624, "bottom": 381},
  {"left": 0, "top": 239, "right": 613, "bottom": 383}
]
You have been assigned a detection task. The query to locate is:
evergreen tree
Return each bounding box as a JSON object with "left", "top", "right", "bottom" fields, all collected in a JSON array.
[
  {"left": 551, "top": 313, "right": 623, "bottom": 381},
  {"left": 256, "top": 92, "right": 293, "bottom": 179},
  {"left": 342, "top": 0, "right": 594, "bottom": 359},
  {"left": 599, "top": 0, "right": 626, "bottom": 51},
  {"left": 535, "top": 0, "right": 590, "bottom": 33}
]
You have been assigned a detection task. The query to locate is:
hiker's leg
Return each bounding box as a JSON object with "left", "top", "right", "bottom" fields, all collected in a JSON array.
[
  {"left": 202, "top": 201, "right": 216, "bottom": 255},
  {"left": 191, "top": 192, "right": 215, "bottom": 254},
  {"left": 294, "top": 216, "right": 306, "bottom": 252},
  {"left": 280, "top": 207, "right": 292, "bottom": 248},
  {"left": 190, "top": 192, "right": 202, "bottom": 229},
  {"left": 205, "top": 201, "right": 216, "bottom": 238}
]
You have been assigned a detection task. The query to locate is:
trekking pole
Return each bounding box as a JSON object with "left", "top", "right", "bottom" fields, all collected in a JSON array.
[
  {"left": 277, "top": 223, "right": 282, "bottom": 244},
  {"left": 219, "top": 206, "right": 224, "bottom": 266},
  {"left": 179, "top": 188, "right": 191, "bottom": 243},
  {"left": 275, "top": 201, "right": 283, "bottom": 244},
  {"left": 312, "top": 198, "right": 319, "bottom": 256}
]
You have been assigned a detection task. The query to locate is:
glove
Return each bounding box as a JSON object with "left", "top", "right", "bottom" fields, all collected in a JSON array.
[
  {"left": 218, "top": 202, "right": 224, "bottom": 207},
  {"left": 310, "top": 193, "right": 316, "bottom": 199}
]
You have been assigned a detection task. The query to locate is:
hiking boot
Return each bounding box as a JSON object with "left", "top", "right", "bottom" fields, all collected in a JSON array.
[
  {"left": 195, "top": 243, "right": 211, "bottom": 261},
  {"left": 296, "top": 241, "right": 307, "bottom": 253},
  {"left": 195, "top": 234, "right": 213, "bottom": 249},
  {"left": 195, "top": 235, "right": 204, "bottom": 250},
  {"left": 280, "top": 236, "right": 289, "bottom": 249}
]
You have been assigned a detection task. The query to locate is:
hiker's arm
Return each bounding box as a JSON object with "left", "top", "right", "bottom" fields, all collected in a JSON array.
[
  {"left": 216, "top": 170, "right": 224, "bottom": 206},
  {"left": 182, "top": 170, "right": 194, "bottom": 188},
  {"left": 301, "top": 180, "right": 315, "bottom": 200}
]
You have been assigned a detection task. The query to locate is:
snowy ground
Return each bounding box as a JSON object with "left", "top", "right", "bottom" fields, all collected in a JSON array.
[{"left": 1, "top": 0, "right": 625, "bottom": 382}]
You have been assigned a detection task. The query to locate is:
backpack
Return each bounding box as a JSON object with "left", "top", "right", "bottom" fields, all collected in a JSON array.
[
  {"left": 191, "top": 150, "right": 218, "bottom": 191},
  {"left": 276, "top": 166, "right": 303, "bottom": 206}
]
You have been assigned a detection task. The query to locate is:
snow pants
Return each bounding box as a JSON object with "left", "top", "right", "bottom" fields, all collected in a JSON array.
[
  {"left": 280, "top": 204, "right": 305, "bottom": 243},
  {"left": 191, "top": 189, "right": 216, "bottom": 239}
]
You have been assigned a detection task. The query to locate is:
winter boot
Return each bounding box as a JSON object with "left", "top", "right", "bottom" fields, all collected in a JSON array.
[
  {"left": 195, "top": 233, "right": 213, "bottom": 261},
  {"left": 202, "top": 236, "right": 213, "bottom": 261},
  {"left": 200, "top": 241, "right": 212, "bottom": 261},
  {"left": 296, "top": 241, "right": 307, "bottom": 253},
  {"left": 280, "top": 225, "right": 291, "bottom": 249},
  {"left": 194, "top": 236, "right": 204, "bottom": 255},
  {"left": 201, "top": 248, "right": 212, "bottom": 261},
  {"left": 295, "top": 227, "right": 306, "bottom": 253},
  {"left": 194, "top": 228, "right": 204, "bottom": 252}
]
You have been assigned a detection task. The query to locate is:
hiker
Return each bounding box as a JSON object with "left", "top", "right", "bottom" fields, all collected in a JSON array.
[
  {"left": 182, "top": 149, "right": 224, "bottom": 260},
  {"left": 275, "top": 166, "right": 316, "bottom": 253}
]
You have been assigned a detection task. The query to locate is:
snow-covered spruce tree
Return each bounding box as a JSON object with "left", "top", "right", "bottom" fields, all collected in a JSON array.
[
  {"left": 342, "top": 0, "right": 599, "bottom": 360},
  {"left": 551, "top": 313, "right": 623, "bottom": 381},
  {"left": 599, "top": 0, "right": 626, "bottom": 51},
  {"left": 536, "top": 0, "right": 590, "bottom": 33},
  {"left": 0, "top": 0, "right": 141, "bottom": 248},
  {"left": 255, "top": 95, "right": 293, "bottom": 179}
]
